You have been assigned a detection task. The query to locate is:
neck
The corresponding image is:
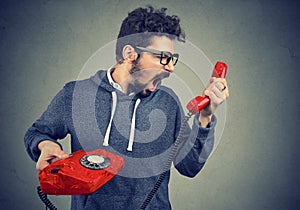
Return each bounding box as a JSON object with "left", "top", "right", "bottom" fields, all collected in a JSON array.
[{"left": 112, "top": 63, "right": 132, "bottom": 94}]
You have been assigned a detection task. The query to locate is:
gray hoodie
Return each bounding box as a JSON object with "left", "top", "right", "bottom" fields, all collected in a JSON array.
[{"left": 25, "top": 70, "right": 217, "bottom": 210}]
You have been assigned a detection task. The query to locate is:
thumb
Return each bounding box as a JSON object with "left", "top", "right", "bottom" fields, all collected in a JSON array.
[
  {"left": 36, "top": 158, "right": 50, "bottom": 171},
  {"left": 203, "top": 89, "right": 209, "bottom": 97},
  {"left": 36, "top": 149, "right": 68, "bottom": 171}
]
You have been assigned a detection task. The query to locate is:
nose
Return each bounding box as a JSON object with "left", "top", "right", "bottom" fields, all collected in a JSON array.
[{"left": 163, "top": 62, "right": 175, "bottom": 73}]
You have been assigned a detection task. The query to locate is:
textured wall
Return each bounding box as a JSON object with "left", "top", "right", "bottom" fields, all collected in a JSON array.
[{"left": 0, "top": 0, "right": 299, "bottom": 209}]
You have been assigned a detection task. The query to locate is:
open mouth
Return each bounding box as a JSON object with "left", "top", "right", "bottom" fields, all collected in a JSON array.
[
  {"left": 148, "top": 78, "right": 161, "bottom": 92},
  {"left": 148, "top": 72, "right": 170, "bottom": 92}
]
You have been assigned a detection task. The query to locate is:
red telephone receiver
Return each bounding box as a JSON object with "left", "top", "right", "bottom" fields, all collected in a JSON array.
[{"left": 186, "top": 61, "right": 228, "bottom": 114}]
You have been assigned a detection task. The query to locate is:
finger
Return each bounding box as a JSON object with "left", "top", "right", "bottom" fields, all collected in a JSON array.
[
  {"left": 49, "top": 157, "right": 63, "bottom": 164},
  {"left": 56, "top": 150, "right": 69, "bottom": 159},
  {"left": 220, "top": 78, "right": 228, "bottom": 86},
  {"left": 215, "top": 82, "right": 226, "bottom": 91},
  {"left": 220, "top": 79, "right": 228, "bottom": 91},
  {"left": 222, "top": 85, "right": 229, "bottom": 98},
  {"left": 211, "top": 84, "right": 227, "bottom": 102},
  {"left": 36, "top": 159, "right": 49, "bottom": 171},
  {"left": 224, "top": 88, "right": 229, "bottom": 98},
  {"left": 209, "top": 91, "right": 224, "bottom": 106},
  {"left": 37, "top": 149, "right": 68, "bottom": 169},
  {"left": 36, "top": 151, "right": 53, "bottom": 171},
  {"left": 206, "top": 77, "right": 217, "bottom": 89},
  {"left": 45, "top": 147, "right": 68, "bottom": 159},
  {"left": 46, "top": 151, "right": 68, "bottom": 163},
  {"left": 219, "top": 78, "right": 229, "bottom": 97},
  {"left": 209, "top": 77, "right": 217, "bottom": 83},
  {"left": 203, "top": 89, "right": 209, "bottom": 96},
  {"left": 36, "top": 154, "right": 68, "bottom": 171},
  {"left": 205, "top": 78, "right": 219, "bottom": 92},
  {"left": 211, "top": 86, "right": 226, "bottom": 99}
]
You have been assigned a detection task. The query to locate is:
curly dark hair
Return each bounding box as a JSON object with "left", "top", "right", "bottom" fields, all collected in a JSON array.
[{"left": 115, "top": 6, "right": 185, "bottom": 62}]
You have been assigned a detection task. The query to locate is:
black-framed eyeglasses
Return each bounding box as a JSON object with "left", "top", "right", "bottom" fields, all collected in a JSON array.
[{"left": 135, "top": 46, "right": 179, "bottom": 66}]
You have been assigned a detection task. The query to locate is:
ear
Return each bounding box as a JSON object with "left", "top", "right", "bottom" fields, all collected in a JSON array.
[{"left": 122, "top": 45, "right": 138, "bottom": 63}]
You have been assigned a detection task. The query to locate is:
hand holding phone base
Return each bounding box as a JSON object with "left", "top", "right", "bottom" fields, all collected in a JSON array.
[
  {"left": 37, "top": 149, "right": 124, "bottom": 209},
  {"left": 39, "top": 149, "right": 124, "bottom": 195}
]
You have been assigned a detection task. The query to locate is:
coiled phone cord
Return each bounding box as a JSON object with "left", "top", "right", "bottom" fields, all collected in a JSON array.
[
  {"left": 37, "top": 186, "right": 57, "bottom": 210},
  {"left": 140, "top": 110, "right": 194, "bottom": 210}
]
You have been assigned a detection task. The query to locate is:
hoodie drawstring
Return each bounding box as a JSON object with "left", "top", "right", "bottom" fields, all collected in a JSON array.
[
  {"left": 103, "top": 91, "right": 117, "bottom": 146},
  {"left": 103, "top": 91, "right": 141, "bottom": 152},
  {"left": 127, "top": 98, "right": 141, "bottom": 151}
]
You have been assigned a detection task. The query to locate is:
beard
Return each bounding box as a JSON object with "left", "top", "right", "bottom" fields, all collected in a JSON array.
[
  {"left": 127, "top": 61, "right": 148, "bottom": 95},
  {"left": 127, "top": 60, "right": 170, "bottom": 97},
  {"left": 129, "top": 59, "right": 141, "bottom": 74}
]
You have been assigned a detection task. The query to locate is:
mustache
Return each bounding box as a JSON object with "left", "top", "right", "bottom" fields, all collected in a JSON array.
[
  {"left": 156, "top": 70, "right": 170, "bottom": 79},
  {"left": 127, "top": 71, "right": 170, "bottom": 95},
  {"left": 129, "top": 61, "right": 170, "bottom": 78},
  {"left": 131, "top": 67, "right": 170, "bottom": 79}
]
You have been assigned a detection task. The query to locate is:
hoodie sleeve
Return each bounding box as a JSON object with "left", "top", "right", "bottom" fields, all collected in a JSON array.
[
  {"left": 174, "top": 110, "right": 217, "bottom": 178},
  {"left": 24, "top": 86, "right": 69, "bottom": 162}
]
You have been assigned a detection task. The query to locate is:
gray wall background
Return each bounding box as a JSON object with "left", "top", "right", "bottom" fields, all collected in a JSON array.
[{"left": 1, "top": 0, "right": 299, "bottom": 209}]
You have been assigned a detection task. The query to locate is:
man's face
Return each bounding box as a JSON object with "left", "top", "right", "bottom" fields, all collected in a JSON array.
[{"left": 129, "top": 36, "right": 176, "bottom": 96}]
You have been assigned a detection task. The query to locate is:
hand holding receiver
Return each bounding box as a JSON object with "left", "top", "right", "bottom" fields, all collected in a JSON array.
[
  {"left": 36, "top": 140, "right": 69, "bottom": 171},
  {"left": 186, "top": 61, "right": 228, "bottom": 115}
]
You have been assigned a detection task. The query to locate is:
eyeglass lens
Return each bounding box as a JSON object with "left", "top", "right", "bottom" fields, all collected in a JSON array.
[{"left": 160, "top": 52, "right": 178, "bottom": 66}]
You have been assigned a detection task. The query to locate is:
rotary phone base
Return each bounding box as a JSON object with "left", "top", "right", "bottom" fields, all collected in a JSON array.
[
  {"left": 39, "top": 149, "right": 124, "bottom": 195},
  {"left": 37, "top": 61, "right": 227, "bottom": 210},
  {"left": 37, "top": 149, "right": 124, "bottom": 209}
]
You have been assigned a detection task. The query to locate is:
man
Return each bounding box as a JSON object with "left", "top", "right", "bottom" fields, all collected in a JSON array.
[{"left": 25, "top": 6, "right": 229, "bottom": 210}]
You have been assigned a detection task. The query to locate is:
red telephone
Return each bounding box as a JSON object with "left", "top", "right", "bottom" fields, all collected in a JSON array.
[
  {"left": 38, "top": 149, "right": 124, "bottom": 195},
  {"left": 186, "top": 61, "right": 228, "bottom": 114}
]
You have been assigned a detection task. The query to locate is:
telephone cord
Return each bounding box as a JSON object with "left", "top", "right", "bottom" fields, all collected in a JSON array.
[
  {"left": 37, "top": 186, "right": 57, "bottom": 210},
  {"left": 140, "top": 110, "right": 194, "bottom": 210}
]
